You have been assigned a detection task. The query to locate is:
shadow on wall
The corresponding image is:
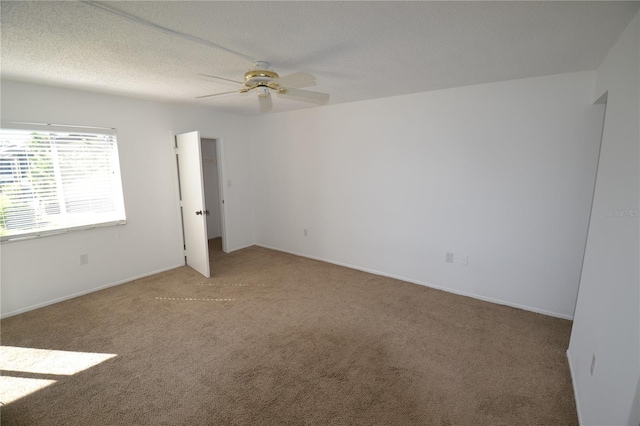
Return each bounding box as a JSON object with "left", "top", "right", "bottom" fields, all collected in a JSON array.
[{"left": 629, "top": 378, "right": 640, "bottom": 425}]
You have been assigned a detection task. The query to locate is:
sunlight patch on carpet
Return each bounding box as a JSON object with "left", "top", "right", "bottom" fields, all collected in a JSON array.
[
  {"left": 0, "top": 376, "right": 56, "bottom": 405},
  {"left": 0, "top": 346, "right": 117, "bottom": 404}
]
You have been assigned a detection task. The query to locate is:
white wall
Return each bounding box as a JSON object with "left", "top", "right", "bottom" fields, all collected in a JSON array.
[
  {"left": 0, "top": 81, "right": 254, "bottom": 317},
  {"left": 249, "top": 71, "right": 602, "bottom": 319},
  {"left": 568, "top": 12, "right": 639, "bottom": 426},
  {"left": 202, "top": 138, "right": 222, "bottom": 239}
]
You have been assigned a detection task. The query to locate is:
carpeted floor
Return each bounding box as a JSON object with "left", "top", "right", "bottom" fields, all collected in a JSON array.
[{"left": 1, "top": 238, "right": 577, "bottom": 425}]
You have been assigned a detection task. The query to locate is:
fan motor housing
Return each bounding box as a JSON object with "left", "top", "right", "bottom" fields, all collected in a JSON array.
[{"left": 244, "top": 69, "right": 279, "bottom": 86}]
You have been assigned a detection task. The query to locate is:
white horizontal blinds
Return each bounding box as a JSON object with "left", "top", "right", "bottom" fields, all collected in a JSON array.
[
  {"left": 0, "top": 131, "right": 56, "bottom": 233},
  {"left": 0, "top": 126, "right": 126, "bottom": 241}
]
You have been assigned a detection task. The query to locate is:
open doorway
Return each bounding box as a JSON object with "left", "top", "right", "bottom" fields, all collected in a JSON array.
[{"left": 201, "top": 138, "right": 227, "bottom": 255}]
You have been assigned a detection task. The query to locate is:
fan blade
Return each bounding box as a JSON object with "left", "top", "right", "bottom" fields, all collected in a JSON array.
[
  {"left": 278, "top": 88, "right": 330, "bottom": 105},
  {"left": 274, "top": 72, "right": 317, "bottom": 89},
  {"left": 196, "top": 90, "right": 241, "bottom": 99},
  {"left": 258, "top": 93, "right": 273, "bottom": 112},
  {"left": 198, "top": 74, "right": 244, "bottom": 86}
]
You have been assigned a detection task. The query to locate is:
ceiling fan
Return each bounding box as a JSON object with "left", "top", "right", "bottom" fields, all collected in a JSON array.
[
  {"left": 79, "top": 3, "right": 329, "bottom": 112},
  {"left": 197, "top": 61, "right": 330, "bottom": 112}
]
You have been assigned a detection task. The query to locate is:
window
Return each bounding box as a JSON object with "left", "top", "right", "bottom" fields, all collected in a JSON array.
[{"left": 0, "top": 123, "right": 126, "bottom": 242}]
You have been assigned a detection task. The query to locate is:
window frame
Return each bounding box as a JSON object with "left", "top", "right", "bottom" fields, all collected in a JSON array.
[{"left": 0, "top": 121, "right": 127, "bottom": 243}]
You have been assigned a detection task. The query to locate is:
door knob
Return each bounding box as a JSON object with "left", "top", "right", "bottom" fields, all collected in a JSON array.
[{"left": 195, "top": 210, "right": 202, "bottom": 215}]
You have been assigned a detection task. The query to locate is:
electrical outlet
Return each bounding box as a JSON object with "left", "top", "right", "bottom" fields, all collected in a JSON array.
[
  {"left": 590, "top": 354, "right": 596, "bottom": 376},
  {"left": 79, "top": 254, "right": 88, "bottom": 265},
  {"left": 303, "top": 228, "right": 308, "bottom": 236},
  {"left": 445, "top": 252, "right": 454, "bottom": 263},
  {"left": 461, "top": 255, "right": 469, "bottom": 266}
]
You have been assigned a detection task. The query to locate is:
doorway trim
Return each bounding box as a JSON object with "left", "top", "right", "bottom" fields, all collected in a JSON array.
[
  {"left": 214, "top": 137, "right": 229, "bottom": 253},
  {"left": 201, "top": 136, "right": 229, "bottom": 254}
]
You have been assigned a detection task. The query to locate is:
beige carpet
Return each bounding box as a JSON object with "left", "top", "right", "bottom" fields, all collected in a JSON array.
[{"left": 1, "top": 239, "right": 577, "bottom": 425}]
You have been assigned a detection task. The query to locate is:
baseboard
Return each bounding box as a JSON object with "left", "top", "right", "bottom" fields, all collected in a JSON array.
[
  {"left": 4, "top": 244, "right": 573, "bottom": 321},
  {"left": 226, "top": 243, "right": 255, "bottom": 253},
  {"left": 254, "top": 243, "right": 574, "bottom": 320},
  {"left": 566, "top": 349, "right": 583, "bottom": 425},
  {"left": 1, "top": 263, "right": 185, "bottom": 319}
]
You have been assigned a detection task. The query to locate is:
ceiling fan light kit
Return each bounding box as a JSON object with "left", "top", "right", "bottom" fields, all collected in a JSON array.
[{"left": 257, "top": 86, "right": 270, "bottom": 98}]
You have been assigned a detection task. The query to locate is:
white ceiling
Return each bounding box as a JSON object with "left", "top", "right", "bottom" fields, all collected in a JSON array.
[{"left": 1, "top": 1, "right": 638, "bottom": 116}]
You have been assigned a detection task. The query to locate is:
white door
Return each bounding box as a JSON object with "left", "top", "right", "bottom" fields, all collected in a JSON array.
[{"left": 176, "top": 131, "right": 210, "bottom": 278}]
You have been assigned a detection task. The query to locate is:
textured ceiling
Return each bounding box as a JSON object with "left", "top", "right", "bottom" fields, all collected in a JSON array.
[{"left": 1, "top": 1, "right": 638, "bottom": 116}]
